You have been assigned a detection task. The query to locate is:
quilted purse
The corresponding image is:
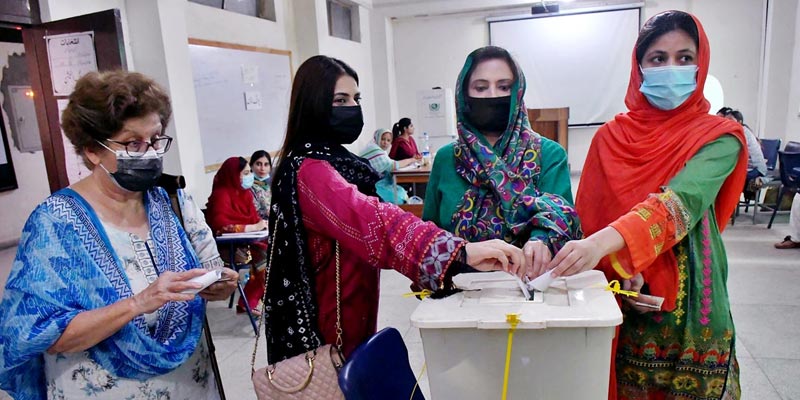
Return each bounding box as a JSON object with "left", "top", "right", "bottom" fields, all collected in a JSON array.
[{"left": 251, "top": 227, "right": 345, "bottom": 400}]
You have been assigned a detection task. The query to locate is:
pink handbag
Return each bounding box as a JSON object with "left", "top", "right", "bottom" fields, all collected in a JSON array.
[
  {"left": 251, "top": 344, "right": 345, "bottom": 400},
  {"left": 251, "top": 239, "right": 345, "bottom": 400}
]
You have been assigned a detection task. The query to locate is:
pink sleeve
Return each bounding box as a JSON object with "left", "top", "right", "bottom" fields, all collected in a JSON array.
[{"left": 297, "top": 159, "right": 465, "bottom": 290}]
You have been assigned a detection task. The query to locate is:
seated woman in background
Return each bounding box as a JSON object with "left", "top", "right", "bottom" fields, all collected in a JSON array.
[
  {"left": 423, "top": 46, "right": 582, "bottom": 277},
  {"left": 264, "top": 55, "right": 525, "bottom": 364},
  {"left": 389, "top": 117, "right": 423, "bottom": 161},
  {"left": 249, "top": 150, "right": 273, "bottom": 219},
  {"left": 0, "top": 70, "right": 236, "bottom": 399},
  {"left": 359, "top": 128, "right": 416, "bottom": 204},
  {"left": 717, "top": 107, "right": 768, "bottom": 201},
  {"left": 206, "top": 157, "right": 268, "bottom": 316}
]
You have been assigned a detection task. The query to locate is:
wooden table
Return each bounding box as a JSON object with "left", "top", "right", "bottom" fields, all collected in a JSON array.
[
  {"left": 394, "top": 164, "right": 431, "bottom": 217},
  {"left": 394, "top": 164, "right": 432, "bottom": 185}
]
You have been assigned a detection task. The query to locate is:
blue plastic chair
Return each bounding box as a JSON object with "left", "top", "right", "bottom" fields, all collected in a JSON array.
[
  {"left": 338, "top": 327, "right": 426, "bottom": 400},
  {"left": 785, "top": 141, "right": 800, "bottom": 153},
  {"left": 740, "top": 138, "right": 783, "bottom": 224},
  {"left": 768, "top": 151, "right": 800, "bottom": 229},
  {"left": 761, "top": 138, "right": 782, "bottom": 171}
]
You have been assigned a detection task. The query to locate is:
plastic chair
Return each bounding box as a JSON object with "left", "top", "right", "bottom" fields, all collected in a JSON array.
[
  {"left": 740, "top": 138, "right": 783, "bottom": 224},
  {"left": 767, "top": 151, "right": 800, "bottom": 229},
  {"left": 785, "top": 140, "right": 800, "bottom": 152},
  {"left": 338, "top": 327, "right": 426, "bottom": 400},
  {"left": 214, "top": 234, "right": 262, "bottom": 335},
  {"left": 761, "top": 138, "right": 782, "bottom": 171}
]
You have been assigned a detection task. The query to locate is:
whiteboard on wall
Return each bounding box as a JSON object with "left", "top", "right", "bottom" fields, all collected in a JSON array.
[
  {"left": 188, "top": 39, "right": 292, "bottom": 171},
  {"left": 490, "top": 8, "right": 640, "bottom": 126}
]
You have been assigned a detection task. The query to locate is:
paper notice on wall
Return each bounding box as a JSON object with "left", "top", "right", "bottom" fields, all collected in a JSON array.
[
  {"left": 45, "top": 31, "right": 99, "bottom": 96},
  {"left": 57, "top": 99, "right": 91, "bottom": 183},
  {"left": 241, "top": 65, "right": 259, "bottom": 85},
  {"left": 421, "top": 91, "right": 445, "bottom": 118},
  {"left": 244, "top": 91, "right": 263, "bottom": 110}
]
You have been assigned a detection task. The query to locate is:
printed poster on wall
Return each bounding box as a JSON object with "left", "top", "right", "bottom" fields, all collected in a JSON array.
[
  {"left": 45, "top": 31, "right": 99, "bottom": 96},
  {"left": 57, "top": 99, "right": 91, "bottom": 183},
  {"left": 421, "top": 90, "right": 445, "bottom": 118}
]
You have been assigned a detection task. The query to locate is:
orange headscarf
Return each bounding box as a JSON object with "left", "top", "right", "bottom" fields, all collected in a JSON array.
[{"left": 577, "top": 12, "right": 747, "bottom": 309}]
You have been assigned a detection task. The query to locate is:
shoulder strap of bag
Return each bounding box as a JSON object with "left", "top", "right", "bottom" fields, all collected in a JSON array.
[{"left": 251, "top": 220, "right": 343, "bottom": 374}]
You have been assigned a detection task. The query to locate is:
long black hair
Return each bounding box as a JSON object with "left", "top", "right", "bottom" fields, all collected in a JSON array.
[
  {"left": 392, "top": 117, "right": 412, "bottom": 139},
  {"left": 719, "top": 108, "right": 750, "bottom": 129},
  {"left": 635, "top": 10, "right": 699, "bottom": 64},
  {"left": 275, "top": 55, "right": 358, "bottom": 173}
]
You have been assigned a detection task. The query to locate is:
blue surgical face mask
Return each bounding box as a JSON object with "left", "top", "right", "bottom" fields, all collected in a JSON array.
[
  {"left": 255, "top": 174, "right": 271, "bottom": 184},
  {"left": 639, "top": 65, "right": 698, "bottom": 110},
  {"left": 241, "top": 173, "right": 255, "bottom": 189}
]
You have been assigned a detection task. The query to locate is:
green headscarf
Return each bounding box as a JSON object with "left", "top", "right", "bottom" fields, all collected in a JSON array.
[{"left": 451, "top": 46, "right": 582, "bottom": 250}]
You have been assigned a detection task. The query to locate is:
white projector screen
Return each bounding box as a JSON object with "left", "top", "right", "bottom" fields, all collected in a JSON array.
[{"left": 490, "top": 8, "right": 641, "bottom": 126}]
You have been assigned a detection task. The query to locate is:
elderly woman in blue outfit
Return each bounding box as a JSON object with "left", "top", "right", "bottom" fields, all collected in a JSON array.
[{"left": 0, "top": 71, "right": 237, "bottom": 399}]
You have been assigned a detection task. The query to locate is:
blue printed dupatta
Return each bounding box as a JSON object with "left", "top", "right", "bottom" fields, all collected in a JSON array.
[{"left": 0, "top": 187, "right": 205, "bottom": 399}]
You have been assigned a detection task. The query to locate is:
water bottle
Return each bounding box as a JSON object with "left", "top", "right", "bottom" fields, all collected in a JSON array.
[
  {"left": 421, "top": 132, "right": 431, "bottom": 166},
  {"left": 239, "top": 268, "right": 250, "bottom": 284}
]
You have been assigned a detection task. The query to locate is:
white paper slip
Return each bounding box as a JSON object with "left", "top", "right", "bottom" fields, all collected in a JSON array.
[
  {"left": 396, "top": 163, "right": 421, "bottom": 171},
  {"left": 181, "top": 269, "right": 222, "bottom": 294},
  {"left": 219, "top": 230, "right": 269, "bottom": 239},
  {"left": 527, "top": 270, "right": 557, "bottom": 292}
]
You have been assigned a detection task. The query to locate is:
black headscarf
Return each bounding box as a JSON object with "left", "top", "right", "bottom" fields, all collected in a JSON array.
[{"left": 264, "top": 140, "right": 379, "bottom": 363}]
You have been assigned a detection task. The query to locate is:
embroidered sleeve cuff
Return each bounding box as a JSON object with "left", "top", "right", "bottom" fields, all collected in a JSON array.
[
  {"left": 654, "top": 187, "right": 691, "bottom": 242},
  {"left": 418, "top": 233, "right": 466, "bottom": 291},
  {"left": 609, "top": 197, "right": 674, "bottom": 275}
]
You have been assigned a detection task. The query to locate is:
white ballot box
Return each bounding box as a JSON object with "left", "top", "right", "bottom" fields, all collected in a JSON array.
[{"left": 410, "top": 270, "right": 622, "bottom": 400}]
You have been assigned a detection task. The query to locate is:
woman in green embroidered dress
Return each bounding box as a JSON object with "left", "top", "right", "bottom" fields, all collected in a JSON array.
[
  {"left": 548, "top": 11, "right": 748, "bottom": 400},
  {"left": 423, "top": 46, "right": 581, "bottom": 275}
]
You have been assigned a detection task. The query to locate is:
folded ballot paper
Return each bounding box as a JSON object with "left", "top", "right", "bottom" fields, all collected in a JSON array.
[{"left": 181, "top": 269, "right": 222, "bottom": 294}]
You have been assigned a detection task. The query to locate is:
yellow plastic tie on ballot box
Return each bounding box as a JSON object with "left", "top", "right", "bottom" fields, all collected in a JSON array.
[
  {"left": 501, "top": 313, "right": 521, "bottom": 400},
  {"left": 402, "top": 289, "right": 433, "bottom": 300},
  {"left": 602, "top": 279, "right": 639, "bottom": 297}
]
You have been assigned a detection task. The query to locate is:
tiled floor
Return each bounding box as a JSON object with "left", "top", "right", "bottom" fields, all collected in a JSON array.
[{"left": 0, "top": 209, "right": 797, "bottom": 399}]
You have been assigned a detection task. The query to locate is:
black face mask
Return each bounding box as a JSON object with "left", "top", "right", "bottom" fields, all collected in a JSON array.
[
  {"left": 329, "top": 105, "right": 364, "bottom": 145},
  {"left": 102, "top": 154, "right": 164, "bottom": 192},
  {"left": 464, "top": 96, "right": 512, "bottom": 133}
]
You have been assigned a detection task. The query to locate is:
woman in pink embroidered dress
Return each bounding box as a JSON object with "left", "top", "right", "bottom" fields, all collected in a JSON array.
[{"left": 263, "top": 56, "right": 526, "bottom": 363}]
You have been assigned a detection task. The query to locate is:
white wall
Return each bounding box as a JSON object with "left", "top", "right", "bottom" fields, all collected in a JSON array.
[
  {"left": 370, "top": 11, "right": 399, "bottom": 130},
  {"left": 0, "top": 43, "right": 50, "bottom": 246},
  {"left": 785, "top": 3, "right": 800, "bottom": 146},
  {"left": 762, "top": 0, "right": 799, "bottom": 142},
  {"left": 386, "top": 0, "right": 771, "bottom": 172}
]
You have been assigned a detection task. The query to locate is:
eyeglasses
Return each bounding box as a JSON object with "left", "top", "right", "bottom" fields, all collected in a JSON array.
[{"left": 105, "top": 136, "right": 173, "bottom": 157}]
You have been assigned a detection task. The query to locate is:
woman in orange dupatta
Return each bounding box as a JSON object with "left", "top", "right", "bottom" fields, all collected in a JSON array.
[{"left": 547, "top": 11, "right": 747, "bottom": 400}]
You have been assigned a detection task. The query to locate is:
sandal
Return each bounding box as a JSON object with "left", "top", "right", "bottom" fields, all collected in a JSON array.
[{"left": 774, "top": 236, "right": 800, "bottom": 249}]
